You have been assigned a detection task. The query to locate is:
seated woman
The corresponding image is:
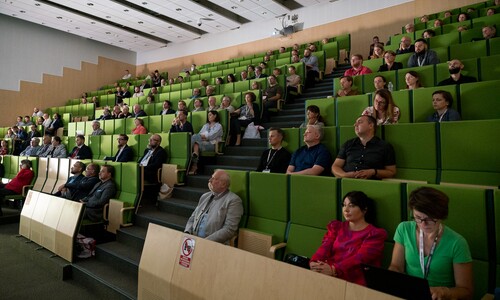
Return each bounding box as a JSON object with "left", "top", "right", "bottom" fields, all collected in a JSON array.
[
  {"left": 370, "top": 43, "right": 384, "bottom": 60},
  {"left": 119, "top": 105, "right": 133, "bottom": 118},
  {"left": 219, "top": 96, "right": 235, "bottom": 113},
  {"left": 426, "top": 90, "right": 461, "bottom": 122},
  {"left": 215, "top": 77, "right": 224, "bottom": 85},
  {"left": 189, "top": 110, "right": 223, "bottom": 174},
  {"left": 300, "top": 105, "right": 325, "bottom": 128},
  {"left": 4, "top": 128, "right": 16, "bottom": 139},
  {"left": 362, "top": 89, "right": 400, "bottom": 125},
  {"left": 226, "top": 74, "right": 236, "bottom": 83},
  {"left": 285, "top": 65, "right": 301, "bottom": 104},
  {"left": 131, "top": 118, "right": 148, "bottom": 134},
  {"left": 389, "top": 187, "right": 473, "bottom": 300},
  {"left": 192, "top": 99, "right": 204, "bottom": 112},
  {"left": 230, "top": 92, "right": 260, "bottom": 146},
  {"left": 373, "top": 75, "right": 388, "bottom": 91},
  {"left": 378, "top": 50, "right": 403, "bottom": 72},
  {"left": 405, "top": 71, "right": 422, "bottom": 90},
  {"left": 45, "top": 113, "right": 63, "bottom": 136},
  {"left": 0, "top": 159, "right": 35, "bottom": 214},
  {"left": 0, "top": 140, "right": 9, "bottom": 155},
  {"left": 251, "top": 81, "right": 261, "bottom": 90},
  {"left": 310, "top": 191, "right": 387, "bottom": 285}
]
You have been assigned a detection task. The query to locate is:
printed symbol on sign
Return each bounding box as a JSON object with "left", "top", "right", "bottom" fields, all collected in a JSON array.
[{"left": 182, "top": 238, "right": 194, "bottom": 256}]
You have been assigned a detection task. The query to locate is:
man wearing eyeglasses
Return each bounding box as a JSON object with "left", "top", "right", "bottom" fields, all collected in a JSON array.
[
  {"left": 332, "top": 115, "right": 396, "bottom": 179},
  {"left": 104, "top": 134, "right": 133, "bottom": 162}
]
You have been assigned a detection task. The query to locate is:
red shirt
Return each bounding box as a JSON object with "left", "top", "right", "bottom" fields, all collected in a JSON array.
[
  {"left": 344, "top": 66, "right": 372, "bottom": 77},
  {"left": 6, "top": 168, "right": 35, "bottom": 194}
]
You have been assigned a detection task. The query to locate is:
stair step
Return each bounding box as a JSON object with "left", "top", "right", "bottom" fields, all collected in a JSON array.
[
  {"left": 204, "top": 164, "right": 256, "bottom": 174},
  {"left": 261, "top": 121, "right": 302, "bottom": 128},
  {"left": 135, "top": 208, "right": 189, "bottom": 231},
  {"left": 185, "top": 174, "right": 211, "bottom": 188},
  {"left": 116, "top": 226, "right": 147, "bottom": 251},
  {"left": 216, "top": 155, "right": 260, "bottom": 167},
  {"left": 238, "top": 138, "right": 268, "bottom": 147},
  {"left": 172, "top": 186, "right": 208, "bottom": 202},
  {"left": 224, "top": 146, "right": 267, "bottom": 156},
  {"left": 158, "top": 197, "right": 199, "bottom": 218},
  {"left": 96, "top": 242, "right": 141, "bottom": 275},
  {"left": 269, "top": 114, "right": 304, "bottom": 122}
]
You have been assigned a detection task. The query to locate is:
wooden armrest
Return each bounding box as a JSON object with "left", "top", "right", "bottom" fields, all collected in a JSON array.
[
  {"left": 103, "top": 203, "right": 109, "bottom": 221},
  {"left": 229, "top": 235, "right": 237, "bottom": 247},
  {"left": 22, "top": 185, "right": 33, "bottom": 197},
  {"left": 297, "top": 84, "right": 303, "bottom": 94},
  {"left": 270, "top": 242, "right": 287, "bottom": 254},
  {"left": 120, "top": 206, "right": 135, "bottom": 227}
]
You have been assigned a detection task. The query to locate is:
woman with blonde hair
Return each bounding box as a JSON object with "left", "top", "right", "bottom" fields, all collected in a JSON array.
[{"left": 362, "top": 89, "right": 400, "bottom": 125}]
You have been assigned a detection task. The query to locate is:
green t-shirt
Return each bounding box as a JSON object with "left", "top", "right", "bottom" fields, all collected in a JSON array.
[{"left": 394, "top": 221, "right": 472, "bottom": 287}]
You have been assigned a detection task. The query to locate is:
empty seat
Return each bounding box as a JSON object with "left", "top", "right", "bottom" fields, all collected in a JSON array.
[
  {"left": 459, "top": 80, "right": 500, "bottom": 120},
  {"left": 336, "top": 94, "right": 370, "bottom": 126}
]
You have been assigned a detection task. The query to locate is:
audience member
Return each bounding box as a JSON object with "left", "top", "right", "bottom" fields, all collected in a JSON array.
[
  {"left": 408, "top": 39, "right": 439, "bottom": 67},
  {"left": 27, "top": 125, "right": 41, "bottom": 140},
  {"left": 170, "top": 110, "right": 194, "bottom": 134},
  {"left": 310, "top": 191, "right": 386, "bottom": 285},
  {"left": 373, "top": 75, "right": 388, "bottom": 91},
  {"left": 131, "top": 118, "right": 148, "bottom": 135},
  {"left": 301, "top": 49, "right": 320, "bottom": 89},
  {"left": 177, "top": 100, "right": 187, "bottom": 114},
  {"left": 20, "top": 137, "right": 41, "bottom": 156},
  {"left": 160, "top": 100, "right": 175, "bottom": 115},
  {"left": 332, "top": 115, "right": 396, "bottom": 179},
  {"left": 215, "top": 77, "right": 224, "bottom": 85},
  {"left": 206, "top": 96, "right": 218, "bottom": 111},
  {"left": 396, "top": 36, "right": 415, "bottom": 55},
  {"left": 251, "top": 81, "right": 261, "bottom": 90},
  {"left": 32, "top": 107, "right": 44, "bottom": 118},
  {"left": 262, "top": 75, "right": 284, "bottom": 122},
  {"left": 119, "top": 105, "right": 133, "bottom": 118},
  {"left": 300, "top": 105, "right": 325, "bottom": 128},
  {"left": 12, "top": 126, "right": 28, "bottom": 155},
  {"left": 54, "top": 161, "right": 85, "bottom": 199},
  {"left": 97, "top": 108, "right": 112, "bottom": 120},
  {"left": 404, "top": 23, "right": 415, "bottom": 33},
  {"left": 422, "top": 29, "right": 436, "bottom": 39},
  {"left": 139, "top": 134, "right": 167, "bottom": 185},
  {"left": 91, "top": 120, "right": 106, "bottom": 135},
  {"left": 0, "top": 140, "right": 9, "bottom": 155},
  {"left": 420, "top": 15, "right": 429, "bottom": 23},
  {"left": 104, "top": 134, "right": 134, "bottom": 162},
  {"left": 438, "top": 59, "right": 477, "bottom": 86},
  {"left": 369, "top": 36, "right": 384, "bottom": 58},
  {"left": 68, "top": 135, "right": 92, "bottom": 159},
  {"left": 389, "top": 187, "right": 473, "bottom": 300},
  {"left": 405, "top": 71, "right": 423, "bottom": 90},
  {"left": 240, "top": 70, "right": 250, "bottom": 81},
  {"left": 148, "top": 86, "right": 159, "bottom": 98},
  {"left": 272, "top": 68, "right": 282, "bottom": 77},
  {"left": 205, "top": 85, "right": 216, "bottom": 97},
  {"left": 482, "top": 25, "right": 497, "bottom": 40},
  {"left": 0, "top": 159, "right": 34, "bottom": 214},
  {"left": 337, "top": 76, "right": 360, "bottom": 97},
  {"left": 378, "top": 50, "right": 403, "bottom": 72},
  {"left": 426, "top": 90, "right": 461, "bottom": 122},
  {"left": 15, "top": 116, "right": 25, "bottom": 127},
  {"left": 36, "top": 117, "right": 44, "bottom": 126},
  {"left": 184, "top": 170, "right": 243, "bottom": 244},
  {"left": 433, "top": 19, "right": 443, "bottom": 28},
  {"left": 362, "top": 89, "right": 400, "bottom": 125},
  {"left": 443, "top": 11, "right": 452, "bottom": 18},
  {"left": 487, "top": 8, "right": 496, "bottom": 16},
  {"left": 370, "top": 43, "right": 384, "bottom": 60},
  {"left": 227, "top": 74, "right": 237, "bottom": 83},
  {"left": 122, "top": 70, "right": 132, "bottom": 80},
  {"left": 285, "top": 65, "right": 301, "bottom": 104},
  {"left": 80, "top": 165, "right": 116, "bottom": 222},
  {"left": 23, "top": 116, "right": 33, "bottom": 126},
  {"left": 230, "top": 92, "right": 260, "bottom": 146},
  {"left": 152, "top": 70, "right": 162, "bottom": 87},
  {"left": 219, "top": 96, "right": 235, "bottom": 113},
  {"left": 133, "top": 104, "right": 147, "bottom": 117},
  {"left": 458, "top": 25, "right": 469, "bottom": 32},
  {"left": 132, "top": 86, "right": 144, "bottom": 98},
  {"left": 4, "top": 128, "right": 15, "bottom": 139},
  {"left": 247, "top": 65, "right": 255, "bottom": 78},
  {"left": 291, "top": 54, "right": 300, "bottom": 63},
  {"left": 45, "top": 113, "right": 63, "bottom": 136},
  {"left": 139, "top": 80, "right": 150, "bottom": 92},
  {"left": 47, "top": 136, "right": 67, "bottom": 158},
  {"left": 344, "top": 54, "right": 372, "bottom": 77},
  {"left": 190, "top": 88, "right": 202, "bottom": 100},
  {"left": 286, "top": 125, "right": 332, "bottom": 176},
  {"left": 189, "top": 111, "right": 223, "bottom": 175},
  {"left": 192, "top": 99, "right": 204, "bottom": 112},
  {"left": 37, "top": 135, "right": 53, "bottom": 157},
  {"left": 254, "top": 66, "right": 267, "bottom": 79},
  {"left": 256, "top": 127, "right": 291, "bottom": 174},
  {"left": 457, "top": 13, "right": 469, "bottom": 22},
  {"left": 111, "top": 105, "right": 122, "bottom": 119}
]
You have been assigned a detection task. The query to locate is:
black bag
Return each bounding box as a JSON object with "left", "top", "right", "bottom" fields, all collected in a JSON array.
[{"left": 284, "top": 253, "right": 310, "bottom": 269}]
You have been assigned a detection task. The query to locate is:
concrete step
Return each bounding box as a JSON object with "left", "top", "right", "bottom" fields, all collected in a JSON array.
[
  {"left": 116, "top": 226, "right": 147, "bottom": 252},
  {"left": 135, "top": 207, "right": 188, "bottom": 232},
  {"left": 224, "top": 146, "right": 266, "bottom": 156},
  {"left": 172, "top": 186, "right": 207, "bottom": 202},
  {"left": 216, "top": 155, "right": 260, "bottom": 168},
  {"left": 157, "top": 197, "right": 199, "bottom": 218},
  {"left": 95, "top": 241, "right": 141, "bottom": 275}
]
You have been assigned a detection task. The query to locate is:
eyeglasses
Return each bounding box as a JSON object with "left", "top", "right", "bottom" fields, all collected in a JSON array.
[{"left": 413, "top": 216, "right": 437, "bottom": 225}]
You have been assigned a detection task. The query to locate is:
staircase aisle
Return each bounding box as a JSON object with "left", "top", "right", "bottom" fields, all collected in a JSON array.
[{"left": 69, "top": 68, "right": 349, "bottom": 299}]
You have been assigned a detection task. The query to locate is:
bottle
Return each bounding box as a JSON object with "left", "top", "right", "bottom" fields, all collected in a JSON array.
[{"left": 388, "top": 82, "right": 394, "bottom": 92}]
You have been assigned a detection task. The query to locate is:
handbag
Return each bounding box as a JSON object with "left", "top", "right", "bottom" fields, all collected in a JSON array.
[{"left": 243, "top": 122, "right": 262, "bottom": 139}]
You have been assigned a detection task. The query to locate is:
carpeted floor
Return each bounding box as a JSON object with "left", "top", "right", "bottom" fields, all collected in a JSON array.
[{"left": 0, "top": 217, "right": 98, "bottom": 300}]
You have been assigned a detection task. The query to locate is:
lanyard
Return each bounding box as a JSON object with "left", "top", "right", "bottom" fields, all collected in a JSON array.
[
  {"left": 266, "top": 147, "right": 281, "bottom": 169},
  {"left": 438, "top": 109, "right": 448, "bottom": 122},
  {"left": 419, "top": 224, "right": 442, "bottom": 279}
]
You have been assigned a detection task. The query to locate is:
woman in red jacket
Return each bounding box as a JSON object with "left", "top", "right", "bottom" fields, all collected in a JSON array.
[{"left": 0, "top": 159, "right": 34, "bottom": 215}]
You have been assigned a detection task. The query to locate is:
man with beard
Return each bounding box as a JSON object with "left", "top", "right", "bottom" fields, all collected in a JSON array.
[
  {"left": 301, "top": 49, "right": 320, "bottom": 89},
  {"left": 438, "top": 59, "right": 477, "bottom": 86},
  {"left": 53, "top": 161, "right": 85, "bottom": 199},
  {"left": 407, "top": 39, "right": 439, "bottom": 68},
  {"left": 344, "top": 54, "right": 372, "bottom": 77},
  {"left": 104, "top": 134, "right": 134, "bottom": 162},
  {"left": 138, "top": 134, "right": 167, "bottom": 202},
  {"left": 184, "top": 170, "right": 243, "bottom": 244}
]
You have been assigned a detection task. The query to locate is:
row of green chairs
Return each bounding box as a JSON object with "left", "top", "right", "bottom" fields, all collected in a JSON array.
[
  {"left": 45, "top": 103, "right": 95, "bottom": 120},
  {"left": 412, "top": 1, "right": 498, "bottom": 25},
  {"left": 225, "top": 171, "right": 495, "bottom": 299}
]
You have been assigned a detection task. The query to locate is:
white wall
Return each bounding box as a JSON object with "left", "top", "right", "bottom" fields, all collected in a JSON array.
[
  {"left": 0, "top": 14, "right": 136, "bottom": 91},
  {"left": 136, "top": 0, "right": 411, "bottom": 65}
]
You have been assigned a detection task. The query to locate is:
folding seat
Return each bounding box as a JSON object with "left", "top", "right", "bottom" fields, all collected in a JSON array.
[
  {"left": 362, "top": 70, "right": 397, "bottom": 94},
  {"left": 88, "top": 135, "right": 101, "bottom": 160},
  {"left": 281, "top": 128, "right": 300, "bottom": 154},
  {"left": 41, "top": 157, "right": 60, "bottom": 194},
  {"left": 412, "top": 85, "right": 457, "bottom": 123},
  {"left": 210, "top": 70, "right": 223, "bottom": 79},
  {"left": 127, "top": 134, "right": 140, "bottom": 162},
  {"left": 383, "top": 123, "right": 438, "bottom": 183},
  {"left": 479, "top": 54, "right": 500, "bottom": 81},
  {"left": 142, "top": 104, "right": 155, "bottom": 117},
  {"left": 168, "top": 90, "right": 181, "bottom": 102},
  {"left": 234, "top": 65, "right": 247, "bottom": 74},
  {"left": 52, "top": 158, "right": 70, "bottom": 194},
  {"left": 441, "top": 20, "right": 472, "bottom": 34},
  {"left": 219, "top": 83, "right": 234, "bottom": 94},
  {"left": 332, "top": 76, "right": 361, "bottom": 97},
  {"left": 333, "top": 34, "right": 351, "bottom": 52},
  {"left": 84, "top": 121, "right": 94, "bottom": 137},
  {"left": 450, "top": 40, "right": 487, "bottom": 60},
  {"left": 233, "top": 81, "right": 249, "bottom": 93},
  {"left": 67, "top": 122, "right": 77, "bottom": 137},
  {"left": 440, "top": 119, "right": 500, "bottom": 186},
  {"left": 429, "top": 32, "right": 460, "bottom": 48},
  {"left": 460, "top": 2, "right": 487, "bottom": 13},
  {"left": 362, "top": 58, "right": 383, "bottom": 75},
  {"left": 304, "top": 98, "right": 335, "bottom": 126},
  {"left": 32, "top": 157, "right": 47, "bottom": 192},
  {"left": 394, "top": 52, "right": 413, "bottom": 69},
  {"left": 113, "top": 118, "right": 125, "bottom": 135},
  {"left": 407, "top": 183, "right": 490, "bottom": 300},
  {"left": 312, "top": 50, "right": 326, "bottom": 73},
  {"left": 274, "top": 57, "right": 290, "bottom": 68},
  {"left": 102, "top": 119, "right": 114, "bottom": 135},
  {"left": 224, "top": 92, "right": 243, "bottom": 109},
  {"left": 284, "top": 223, "right": 328, "bottom": 259},
  {"left": 75, "top": 121, "right": 86, "bottom": 136},
  {"left": 435, "top": 58, "right": 478, "bottom": 84},
  {"left": 180, "top": 82, "right": 192, "bottom": 91},
  {"left": 98, "top": 135, "right": 114, "bottom": 159},
  {"left": 227, "top": 62, "right": 239, "bottom": 69},
  {"left": 401, "top": 63, "right": 436, "bottom": 91},
  {"left": 390, "top": 33, "right": 416, "bottom": 47},
  {"left": 222, "top": 68, "right": 235, "bottom": 76},
  {"left": 335, "top": 94, "right": 370, "bottom": 126},
  {"left": 459, "top": 80, "right": 500, "bottom": 120},
  {"left": 489, "top": 36, "right": 500, "bottom": 56},
  {"left": 224, "top": 170, "right": 249, "bottom": 226},
  {"left": 147, "top": 115, "right": 162, "bottom": 134},
  {"left": 179, "top": 88, "right": 192, "bottom": 100},
  {"left": 391, "top": 90, "right": 411, "bottom": 123},
  {"left": 170, "top": 83, "right": 182, "bottom": 92},
  {"left": 190, "top": 111, "right": 208, "bottom": 133},
  {"left": 161, "top": 114, "right": 175, "bottom": 133},
  {"left": 322, "top": 41, "right": 339, "bottom": 60}
]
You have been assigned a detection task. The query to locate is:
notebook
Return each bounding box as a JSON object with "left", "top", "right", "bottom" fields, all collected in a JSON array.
[{"left": 362, "top": 264, "right": 432, "bottom": 300}]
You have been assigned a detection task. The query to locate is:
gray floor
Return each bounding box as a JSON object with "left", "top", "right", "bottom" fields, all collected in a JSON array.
[{"left": 0, "top": 220, "right": 99, "bottom": 300}]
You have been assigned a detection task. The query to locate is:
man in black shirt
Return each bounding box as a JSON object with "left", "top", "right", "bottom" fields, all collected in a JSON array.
[
  {"left": 256, "top": 127, "right": 291, "bottom": 173},
  {"left": 438, "top": 59, "right": 477, "bottom": 86}
]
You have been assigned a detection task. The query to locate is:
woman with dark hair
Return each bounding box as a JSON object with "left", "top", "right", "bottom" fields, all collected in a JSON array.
[
  {"left": 389, "top": 187, "right": 473, "bottom": 300},
  {"left": 215, "top": 77, "right": 224, "bottom": 85},
  {"left": 310, "top": 191, "right": 387, "bottom": 285},
  {"left": 226, "top": 74, "right": 237, "bottom": 83},
  {"left": 189, "top": 110, "right": 223, "bottom": 174},
  {"left": 457, "top": 13, "right": 469, "bottom": 22},
  {"left": 362, "top": 89, "right": 400, "bottom": 125},
  {"left": 405, "top": 71, "right": 422, "bottom": 90},
  {"left": 378, "top": 50, "right": 403, "bottom": 72},
  {"left": 300, "top": 105, "right": 325, "bottom": 128},
  {"left": 426, "top": 90, "right": 461, "bottom": 122},
  {"left": 0, "top": 140, "right": 9, "bottom": 155},
  {"left": 373, "top": 75, "right": 388, "bottom": 91},
  {"left": 230, "top": 92, "right": 260, "bottom": 146}
]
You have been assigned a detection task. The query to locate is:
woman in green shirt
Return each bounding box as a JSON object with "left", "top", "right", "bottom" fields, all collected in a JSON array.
[{"left": 389, "top": 187, "right": 473, "bottom": 300}]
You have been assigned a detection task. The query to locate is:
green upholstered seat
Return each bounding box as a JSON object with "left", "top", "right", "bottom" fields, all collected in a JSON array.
[
  {"left": 336, "top": 94, "right": 370, "bottom": 126},
  {"left": 305, "top": 98, "right": 335, "bottom": 127},
  {"left": 450, "top": 40, "right": 487, "bottom": 60},
  {"left": 249, "top": 172, "right": 288, "bottom": 222},
  {"left": 459, "top": 80, "right": 500, "bottom": 120},
  {"left": 412, "top": 85, "right": 457, "bottom": 123},
  {"left": 479, "top": 54, "right": 500, "bottom": 81},
  {"left": 396, "top": 65, "right": 436, "bottom": 90},
  {"left": 362, "top": 70, "right": 397, "bottom": 94},
  {"left": 284, "top": 223, "right": 327, "bottom": 258}
]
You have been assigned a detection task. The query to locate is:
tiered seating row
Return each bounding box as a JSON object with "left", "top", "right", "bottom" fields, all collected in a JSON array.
[{"left": 224, "top": 171, "right": 496, "bottom": 300}]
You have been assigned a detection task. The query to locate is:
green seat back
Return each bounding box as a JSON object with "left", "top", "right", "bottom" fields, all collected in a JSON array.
[
  {"left": 246, "top": 216, "right": 287, "bottom": 246},
  {"left": 114, "top": 118, "right": 125, "bottom": 135},
  {"left": 394, "top": 52, "right": 413, "bottom": 69},
  {"left": 148, "top": 115, "right": 162, "bottom": 134},
  {"left": 362, "top": 58, "right": 383, "bottom": 75},
  {"left": 336, "top": 94, "right": 370, "bottom": 126},
  {"left": 99, "top": 135, "right": 114, "bottom": 159},
  {"left": 479, "top": 54, "right": 500, "bottom": 81},
  {"left": 428, "top": 31, "right": 460, "bottom": 48},
  {"left": 450, "top": 40, "right": 487, "bottom": 60},
  {"left": 88, "top": 135, "right": 101, "bottom": 160},
  {"left": 305, "top": 98, "right": 335, "bottom": 126},
  {"left": 362, "top": 70, "right": 397, "bottom": 94},
  {"left": 322, "top": 41, "right": 339, "bottom": 60},
  {"left": 190, "top": 111, "right": 207, "bottom": 133},
  {"left": 128, "top": 134, "right": 140, "bottom": 162},
  {"left": 161, "top": 114, "right": 175, "bottom": 133},
  {"left": 102, "top": 119, "right": 115, "bottom": 135},
  {"left": 285, "top": 223, "right": 327, "bottom": 259},
  {"left": 249, "top": 172, "right": 288, "bottom": 222},
  {"left": 281, "top": 128, "right": 300, "bottom": 154},
  {"left": 460, "top": 80, "right": 500, "bottom": 120},
  {"left": 168, "top": 132, "right": 189, "bottom": 169},
  {"left": 391, "top": 89, "right": 411, "bottom": 123},
  {"left": 412, "top": 85, "right": 457, "bottom": 123},
  {"left": 234, "top": 81, "right": 249, "bottom": 93},
  {"left": 396, "top": 65, "right": 435, "bottom": 90}
]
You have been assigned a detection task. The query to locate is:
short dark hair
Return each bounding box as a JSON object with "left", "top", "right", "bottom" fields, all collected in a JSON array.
[
  {"left": 244, "top": 91, "right": 256, "bottom": 102},
  {"left": 432, "top": 90, "right": 454, "bottom": 108},
  {"left": 352, "top": 54, "right": 364, "bottom": 60},
  {"left": 343, "top": 191, "right": 376, "bottom": 224},
  {"left": 409, "top": 187, "right": 449, "bottom": 220},
  {"left": 269, "top": 127, "right": 285, "bottom": 139},
  {"left": 102, "top": 164, "right": 115, "bottom": 177},
  {"left": 340, "top": 75, "right": 354, "bottom": 83},
  {"left": 362, "top": 115, "right": 378, "bottom": 133},
  {"left": 119, "top": 134, "right": 129, "bottom": 141},
  {"left": 76, "top": 134, "right": 85, "bottom": 140},
  {"left": 207, "top": 110, "right": 220, "bottom": 123},
  {"left": 415, "top": 37, "right": 429, "bottom": 45},
  {"left": 21, "top": 159, "right": 32, "bottom": 169},
  {"left": 52, "top": 136, "right": 61, "bottom": 143}
]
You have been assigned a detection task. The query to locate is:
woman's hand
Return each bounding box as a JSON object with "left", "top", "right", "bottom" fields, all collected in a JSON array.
[{"left": 309, "top": 261, "right": 335, "bottom": 276}]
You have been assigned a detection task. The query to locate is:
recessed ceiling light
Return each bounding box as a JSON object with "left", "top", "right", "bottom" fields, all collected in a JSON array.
[
  {"left": 176, "top": 8, "right": 182, "bottom": 11},
  {"left": 106, "top": 16, "right": 111, "bottom": 19},
  {"left": 138, "top": 21, "right": 143, "bottom": 24},
  {"left": 216, "top": 25, "right": 221, "bottom": 28},
  {"left": 168, "top": 26, "right": 173, "bottom": 29},
  {"left": 90, "top": 21, "right": 95, "bottom": 24},
  {"left": 134, "top": 36, "right": 138, "bottom": 38},
  {"left": 208, "top": 14, "right": 213, "bottom": 17},
  {"left": 142, "top": 1, "right": 147, "bottom": 5},
  {"left": 35, "top": 3, "right": 41, "bottom": 6},
  {"left": 177, "top": 35, "right": 182, "bottom": 38},
  {"left": 187, "top": 20, "right": 192, "bottom": 23},
  {"left": 12, "top": 14, "right": 16, "bottom": 16},
  {"left": 56, "top": 16, "right": 62, "bottom": 19},
  {"left": 75, "top": 27, "right": 80, "bottom": 29},
  {"left": 124, "top": 9, "right": 129, "bottom": 12},
  {"left": 262, "top": 11, "right": 267, "bottom": 15},
  {"left": 231, "top": 6, "right": 237, "bottom": 9},
  {"left": 19, "top": 10, "right": 26, "bottom": 13},
  {"left": 150, "top": 31, "right": 155, "bottom": 33},
  {"left": 105, "top": 32, "right": 111, "bottom": 34},
  {"left": 119, "top": 40, "right": 123, "bottom": 42},
  {"left": 87, "top": 3, "right": 93, "bottom": 6}
]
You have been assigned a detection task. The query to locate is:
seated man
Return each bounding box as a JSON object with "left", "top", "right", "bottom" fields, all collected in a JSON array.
[
  {"left": 53, "top": 161, "right": 85, "bottom": 199},
  {"left": 91, "top": 121, "right": 106, "bottom": 136},
  {"left": 139, "top": 134, "right": 167, "bottom": 202},
  {"left": 344, "top": 54, "right": 372, "bottom": 77},
  {"left": 300, "top": 49, "right": 320, "bottom": 89},
  {"left": 184, "top": 170, "right": 243, "bottom": 244},
  {"left": 11, "top": 126, "right": 28, "bottom": 155},
  {"left": 27, "top": 124, "right": 42, "bottom": 140},
  {"left": 37, "top": 134, "right": 53, "bottom": 157},
  {"left": 438, "top": 59, "right": 477, "bottom": 86},
  {"left": 337, "top": 76, "right": 360, "bottom": 97},
  {"left": 286, "top": 125, "right": 332, "bottom": 176},
  {"left": 256, "top": 127, "right": 291, "bottom": 174},
  {"left": 407, "top": 39, "right": 439, "bottom": 68},
  {"left": 71, "top": 163, "right": 101, "bottom": 201},
  {"left": 68, "top": 135, "right": 92, "bottom": 159},
  {"left": 80, "top": 165, "right": 116, "bottom": 222},
  {"left": 20, "top": 137, "right": 41, "bottom": 156},
  {"left": 396, "top": 36, "right": 415, "bottom": 55},
  {"left": 47, "top": 136, "right": 67, "bottom": 158},
  {"left": 0, "top": 159, "right": 34, "bottom": 215},
  {"left": 133, "top": 104, "right": 147, "bottom": 117},
  {"left": 262, "top": 75, "right": 283, "bottom": 122},
  {"left": 332, "top": 115, "right": 396, "bottom": 179},
  {"left": 159, "top": 100, "right": 176, "bottom": 115},
  {"left": 104, "top": 134, "right": 134, "bottom": 162},
  {"left": 170, "top": 110, "right": 194, "bottom": 134}
]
